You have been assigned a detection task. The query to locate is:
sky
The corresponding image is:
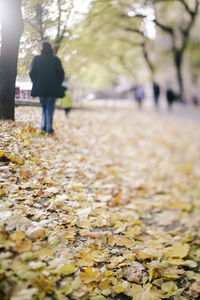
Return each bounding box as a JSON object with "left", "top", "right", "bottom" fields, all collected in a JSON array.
[
  {"left": 68, "top": 0, "right": 93, "bottom": 25},
  {"left": 74, "top": 0, "right": 92, "bottom": 13}
]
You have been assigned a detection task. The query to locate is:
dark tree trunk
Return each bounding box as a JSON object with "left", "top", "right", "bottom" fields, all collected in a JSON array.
[
  {"left": 174, "top": 50, "right": 184, "bottom": 98},
  {"left": 0, "top": 0, "right": 23, "bottom": 120},
  {"left": 141, "top": 41, "right": 154, "bottom": 79}
]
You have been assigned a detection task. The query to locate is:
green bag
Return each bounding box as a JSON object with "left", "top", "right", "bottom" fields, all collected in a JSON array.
[{"left": 59, "top": 91, "right": 73, "bottom": 109}]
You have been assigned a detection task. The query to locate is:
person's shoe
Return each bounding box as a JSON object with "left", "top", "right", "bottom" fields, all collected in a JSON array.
[
  {"left": 39, "top": 128, "right": 46, "bottom": 135},
  {"left": 46, "top": 129, "right": 54, "bottom": 135}
]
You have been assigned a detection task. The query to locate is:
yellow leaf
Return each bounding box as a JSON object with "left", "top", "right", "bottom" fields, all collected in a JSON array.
[
  {"left": 79, "top": 267, "right": 100, "bottom": 283},
  {"left": 113, "top": 222, "right": 124, "bottom": 229},
  {"left": 24, "top": 140, "right": 29, "bottom": 146},
  {"left": 104, "top": 270, "right": 114, "bottom": 277},
  {"left": 109, "top": 193, "right": 121, "bottom": 207},
  {"left": 164, "top": 243, "right": 190, "bottom": 258},
  {"left": 7, "top": 154, "right": 24, "bottom": 165},
  {"left": 161, "top": 267, "right": 184, "bottom": 279},
  {"left": 161, "top": 281, "right": 178, "bottom": 297},
  {"left": 117, "top": 237, "right": 133, "bottom": 248},
  {"left": 148, "top": 268, "right": 154, "bottom": 282},
  {"left": 108, "top": 236, "right": 132, "bottom": 248},
  {"left": 99, "top": 279, "right": 112, "bottom": 290},
  {"left": 90, "top": 250, "right": 107, "bottom": 262},
  {"left": 185, "top": 271, "right": 200, "bottom": 281},
  {"left": 169, "top": 200, "right": 191, "bottom": 211},
  {"left": 15, "top": 240, "right": 32, "bottom": 253},
  {"left": 138, "top": 248, "right": 163, "bottom": 260},
  {"left": 107, "top": 256, "right": 125, "bottom": 269},
  {"left": 65, "top": 234, "right": 75, "bottom": 240},
  {"left": 57, "top": 264, "right": 76, "bottom": 275},
  {"left": 61, "top": 283, "right": 73, "bottom": 295},
  {"left": 184, "top": 260, "right": 198, "bottom": 268},
  {"left": 37, "top": 248, "right": 54, "bottom": 258},
  {"left": 127, "top": 283, "right": 165, "bottom": 300},
  {"left": 168, "top": 258, "right": 185, "bottom": 266},
  {"left": 125, "top": 226, "right": 143, "bottom": 237},
  {"left": 113, "top": 284, "right": 125, "bottom": 294},
  {"left": 0, "top": 186, "right": 6, "bottom": 197},
  {"left": 12, "top": 262, "right": 35, "bottom": 280},
  {"left": 72, "top": 185, "right": 82, "bottom": 191},
  {"left": 123, "top": 250, "right": 136, "bottom": 261},
  {"left": 10, "top": 231, "right": 25, "bottom": 241}
]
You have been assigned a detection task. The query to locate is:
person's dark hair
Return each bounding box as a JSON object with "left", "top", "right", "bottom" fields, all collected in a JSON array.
[{"left": 41, "top": 42, "right": 53, "bottom": 55}]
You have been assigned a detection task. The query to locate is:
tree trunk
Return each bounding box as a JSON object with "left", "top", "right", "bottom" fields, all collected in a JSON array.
[
  {"left": 0, "top": 0, "right": 23, "bottom": 120},
  {"left": 36, "top": 3, "right": 44, "bottom": 41},
  {"left": 141, "top": 41, "right": 154, "bottom": 80},
  {"left": 174, "top": 50, "right": 184, "bottom": 98}
]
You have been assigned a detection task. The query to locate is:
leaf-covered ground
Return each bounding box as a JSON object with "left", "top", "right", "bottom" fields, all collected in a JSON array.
[{"left": 0, "top": 106, "right": 200, "bottom": 300}]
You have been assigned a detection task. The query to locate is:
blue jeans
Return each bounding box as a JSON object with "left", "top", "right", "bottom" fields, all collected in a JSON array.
[
  {"left": 40, "top": 97, "right": 55, "bottom": 133},
  {"left": 154, "top": 96, "right": 159, "bottom": 106}
]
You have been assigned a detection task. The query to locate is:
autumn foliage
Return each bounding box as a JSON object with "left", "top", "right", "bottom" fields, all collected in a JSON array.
[{"left": 0, "top": 107, "right": 200, "bottom": 299}]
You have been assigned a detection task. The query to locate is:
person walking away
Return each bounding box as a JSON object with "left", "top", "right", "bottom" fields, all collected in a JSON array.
[
  {"left": 29, "top": 42, "right": 65, "bottom": 134},
  {"left": 153, "top": 82, "right": 160, "bottom": 107},
  {"left": 59, "top": 89, "right": 73, "bottom": 116},
  {"left": 135, "top": 85, "right": 145, "bottom": 109},
  {"left": 166, "top": 86, "right": 175, "bottom": 110}
]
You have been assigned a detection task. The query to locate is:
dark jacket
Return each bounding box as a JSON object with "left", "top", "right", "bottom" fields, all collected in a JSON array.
[
  {"left": 29, "top": 53, "right": 65, "bottom": 98},
  {"left": 153, "top": 83, "right": 160, "bottom": 97},
  {"left": 166, "top": 88, "right": 175, "bottom": 104}
]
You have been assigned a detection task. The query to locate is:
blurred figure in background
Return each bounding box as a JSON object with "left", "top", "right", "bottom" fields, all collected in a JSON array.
[
  {"left": 192, "top": 96, "right": 199, "bottom": 107},
  {"left": 166, "top": 85, "right": 175, "bottom": 110},
  {"left": 135, "top": 84, "right": 145, "bottom": 109},
  {"left": 59, "top": 89, "right": 73, "bottom": 116},
  {"left": 192, "top": 85, "right": 199, "bottom": 107},
  {"left": 153, "top": 81, "right": 160, "bottom": 108}
]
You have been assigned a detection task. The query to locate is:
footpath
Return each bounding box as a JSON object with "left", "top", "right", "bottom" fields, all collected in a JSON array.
[{"left": 0, "top": 106, "right": 200, "bottom": 300}]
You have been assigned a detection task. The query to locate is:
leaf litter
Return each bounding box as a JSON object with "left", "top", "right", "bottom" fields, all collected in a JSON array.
[{"left": 0, "top": 106, "right": 200, "bottom": 299}]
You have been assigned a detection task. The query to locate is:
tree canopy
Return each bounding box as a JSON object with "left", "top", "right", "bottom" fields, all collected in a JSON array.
[{"left": 16, "top": 0, "right": 200, "bottom": 95}]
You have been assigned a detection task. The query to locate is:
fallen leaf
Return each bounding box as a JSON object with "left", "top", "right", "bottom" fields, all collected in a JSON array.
[
  {"left": 26, "top": 226, "right": 47, "bottom": 240},
  {"left": 57, "top": 264, "right": 76, "bottom": 275},
  {"left": 127, "top": 283, "right": 165, "bottom": 300},
  {"left": 79, "top": 267, "right": 100, "bottom": 283},
  {"left": 164, "top": 243, "right": 190, "bottom": 258}
]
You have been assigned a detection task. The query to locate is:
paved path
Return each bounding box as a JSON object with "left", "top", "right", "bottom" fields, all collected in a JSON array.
[
  {"left": 15, "top": 98, "right": 200, "bottom": 124},
  {"left": 86, "top": 99, "right": 200, "bottom": 124}
]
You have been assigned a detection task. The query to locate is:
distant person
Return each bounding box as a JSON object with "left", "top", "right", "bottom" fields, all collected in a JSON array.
[
  {"left": 59, "top": 89, "right": 73, "bottom": 116},
  {"left": 192, "top": 96, "right": 199, "bottom": 107},
  {"left": 135, "top": 84, "right": 145, "bottom": 109},
  {"left": 29, "top": 42, "right": 65, "bottom": 134},
  {"left": 166, "top": 86, "right": 175, "bottom": 110},
  {"left": 153, "top": 82, "right": 160, "bottom": 107}
]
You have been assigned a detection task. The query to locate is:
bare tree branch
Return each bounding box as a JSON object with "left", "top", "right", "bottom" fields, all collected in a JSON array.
[
  {"left": 141, "top": 40, "right": 154, "bottom": 74},
  {"left": 36, "top": 3, "right": 44, "bottom": 41},
  {"left": 125, "top": 27, "right": 145, "bottom": 36},
  {"left": 153, "top": 19, "right": 173, "bottom": 35}
]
